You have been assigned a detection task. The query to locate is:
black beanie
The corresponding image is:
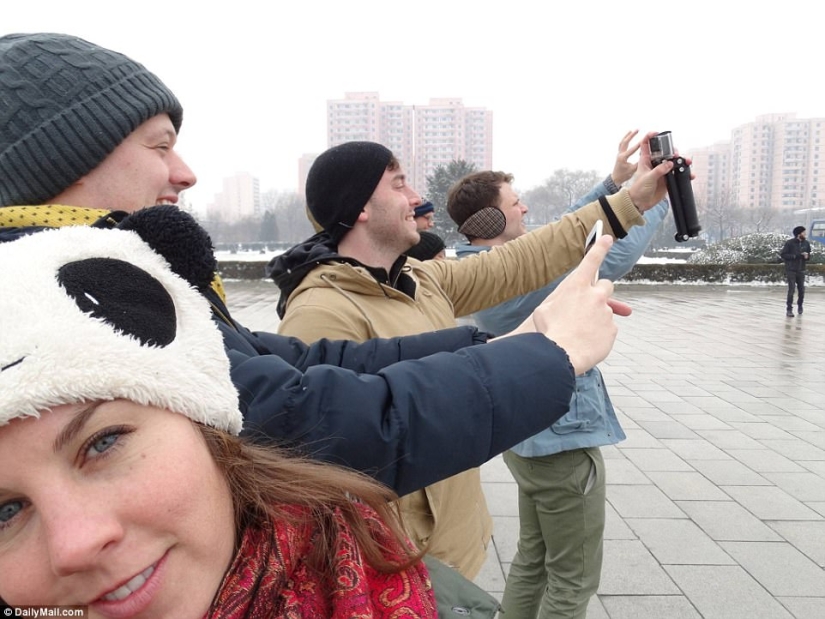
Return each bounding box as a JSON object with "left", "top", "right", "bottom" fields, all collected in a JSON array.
[
  {"left": 793, "top": 226, "right": 806, "bottom": 237},
  {"left": 306, "top": 141, "right": 393, "bottom": 242},
  {"left": 0, "top": 33, "right": 183, "bottom": 207},
  {"left": 405, "top": 230, "right": 446, "bottom": 261}
]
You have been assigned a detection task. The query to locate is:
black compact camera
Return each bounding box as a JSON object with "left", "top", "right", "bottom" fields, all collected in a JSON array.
[{"left": 650, "top": 131, "right": 701, "bottom": 242}]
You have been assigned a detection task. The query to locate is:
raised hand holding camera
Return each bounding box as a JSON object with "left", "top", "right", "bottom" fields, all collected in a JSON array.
[{"left": 650, "top": 131, "right": 701, "bottom": 242}]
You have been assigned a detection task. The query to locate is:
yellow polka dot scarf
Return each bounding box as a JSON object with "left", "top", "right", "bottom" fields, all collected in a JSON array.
[
  {"left": 0, "top": 204, "right": 109, "bottom": 228},
  {"left": 0, "top": 205, "right": 227, "bottom": 304}
]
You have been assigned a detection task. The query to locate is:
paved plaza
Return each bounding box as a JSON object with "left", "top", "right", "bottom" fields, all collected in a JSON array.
[{"left": 224, "top": 280, "right": 825, "bottom": 619}]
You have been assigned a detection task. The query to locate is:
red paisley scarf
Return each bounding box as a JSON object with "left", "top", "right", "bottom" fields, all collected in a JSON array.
[{"left": 208, "top": 503, "right": 437, "bottom": 618}]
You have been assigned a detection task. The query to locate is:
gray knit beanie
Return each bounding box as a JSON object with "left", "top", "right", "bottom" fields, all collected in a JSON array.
[{"left": 0, "top": 33, "right": 183, "bottom": 207}]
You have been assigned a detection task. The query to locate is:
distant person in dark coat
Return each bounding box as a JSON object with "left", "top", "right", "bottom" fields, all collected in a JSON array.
[{"left": 781, "top": 226, "right": 812, "bottom": 317}]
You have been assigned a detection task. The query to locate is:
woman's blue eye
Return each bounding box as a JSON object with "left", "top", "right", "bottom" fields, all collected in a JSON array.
[
  {"left": 0, "top": 500, "right": 22, "bottom": 524},
  {"left": 88, "top": 433, "right": 118, "bottom": 456}
]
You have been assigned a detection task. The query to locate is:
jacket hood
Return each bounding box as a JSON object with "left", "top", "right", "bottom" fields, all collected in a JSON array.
[{"left": 267, "top": 232, "right": 357, "bottom": 318}]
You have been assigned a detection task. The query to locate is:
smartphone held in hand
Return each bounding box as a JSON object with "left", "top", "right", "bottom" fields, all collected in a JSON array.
[{"left": 584, "top": 220, "right": 603, "bottom": 283}]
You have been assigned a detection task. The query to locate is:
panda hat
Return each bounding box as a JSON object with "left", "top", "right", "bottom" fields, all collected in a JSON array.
[{"left": 0, "top": 225, "right": 242, "bottom": 434}]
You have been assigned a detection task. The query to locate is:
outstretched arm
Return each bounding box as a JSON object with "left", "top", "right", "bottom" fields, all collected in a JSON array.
[{"left": 232, "top": 333, "right": 575, "bottom": 496}]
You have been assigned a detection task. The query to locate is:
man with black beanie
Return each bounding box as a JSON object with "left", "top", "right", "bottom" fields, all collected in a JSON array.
[
  {"left": 270, "top": 137, "right": 677, "bottom": 578},
  {"left": 781, "top": 225, "right": 812, "bottom": 317}
]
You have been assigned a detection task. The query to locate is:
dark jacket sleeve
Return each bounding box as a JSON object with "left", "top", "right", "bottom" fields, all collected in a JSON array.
[
  {"left": 232, "top": 332, "right": 575, "bottom": 496},
  {"left": 233, "top": 321, "right": 489, "bottom": 371},
  {"left": 209, "top": 286, "right": 489, "bottom": 372}
]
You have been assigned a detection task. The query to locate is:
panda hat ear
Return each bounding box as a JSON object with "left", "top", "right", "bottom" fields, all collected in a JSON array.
[
  {"left": 117, "top": 204, "right": 217, "bottom": 292},
  {"left": 0, "top": 226, "right": 242, "bottom": 434}
]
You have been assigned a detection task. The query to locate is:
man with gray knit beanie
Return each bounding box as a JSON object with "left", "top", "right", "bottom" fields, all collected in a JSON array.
[
  {"left": 0, "top": 32, "right": 624, "bottom": 506},
  {"left": 0, "top": 33, "right": 187, "bottom": 212}
]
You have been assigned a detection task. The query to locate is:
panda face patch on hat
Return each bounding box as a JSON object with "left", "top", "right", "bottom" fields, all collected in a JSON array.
[{"left": 0, "top": 227, "right": 241, "bottom": 434}]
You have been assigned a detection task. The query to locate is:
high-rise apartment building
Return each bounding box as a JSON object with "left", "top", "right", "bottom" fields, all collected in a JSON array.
[
  {"left": 206, "top": 171, "right": 261, "bottom": 223},
  {"left": 690, "top": 114, "right": 825, "bottom": 214},
  {"left": 325, "top": 92, "right": 492, "bottom": 192}
]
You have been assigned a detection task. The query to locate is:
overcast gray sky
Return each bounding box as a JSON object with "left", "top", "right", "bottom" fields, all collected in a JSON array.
[{"left": 5, "top": 0, "right": 821, "bottom": 213}]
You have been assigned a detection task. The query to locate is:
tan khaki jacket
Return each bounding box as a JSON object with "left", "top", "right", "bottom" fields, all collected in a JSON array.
[{"left": 277, "top": 190, "right": 643, "bottom": 578}]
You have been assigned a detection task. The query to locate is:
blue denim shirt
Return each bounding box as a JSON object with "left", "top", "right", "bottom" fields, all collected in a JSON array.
[{"left": 456, "top": 181, "right": 669, "bottom": 456}]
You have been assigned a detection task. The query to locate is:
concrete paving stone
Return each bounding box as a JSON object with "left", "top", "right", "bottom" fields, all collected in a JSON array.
[
  {"left": 746, "top": 401, "right": 811, "bottom": 415},
  {"left": 670, "top": 414, "right": 733, "bottom": 430},
  {"left": 598, "top": 540, "right": 680, "bottom": 595},
  {"left": 737, "top": 385, "right": 795, "bottom": 398},
  {"left": 688, "top": 459, "right": 772, "bottom": 486},
  {"left": 801, "top": 460, "right": 825, "bottom": 476},
  {"left": 717, "top": 393, "right": 766, "bottom": 407},
  {"left": 680, "top": 396, "right": 747, "bottom": 411},
  {"left": 793, "top": 388, "right": 825, "bottom": 408},
  {"left": 619, "top": 448, "right": 695, "bottom": 473},
  {"left": 676, "top": 500, "right": 782, "bottom": 542},
  {"left": 636, "top": 420, "right": 700, "bottom": 439},
  {"left": 718, "top": 541, "right": 825, "bottom": 597},
  {"left": 625, "top": 518, "right": 735, "bottom": 565},
  {"left": 479, "top": 454, "right": 511, "bottom": 483},
  {"left": 604, "top": 502, "right": 637, "bottom": 540},
  {"left": 481, "top": 481, "right": 518, "bottom": 517},
  {"left": 726, "top": 449, "right": 807, "bottom": 473},
  {"left": 664, "top": 565, "right": 795, "bottom": 619},
  {"left": 704, "top": 407, "right": 765, "bottom": 423},
  {"left": 488, "top": 518, "right": 518, "bottom": 569},
  {"left": 599, "top": 595, "right": 702, "bottom": 619},
  {"left": 661, "top": 438, "right": 732, "bottom": 460},
  {"left": 583, "top": 596, "right": 610, "bottom": 619},
  {"left": 728, "top": 422, "right": 797, "bottom": 440},
  {"left": 760, "top": 472, "right": 825, "bottom": 502},
  {"left": 793, "top": 411, "right": 825, "bottom": 430},
  {"left": 794, "top": 430, "right": 825, "bottom": 449},
  {"left": 600, "top": 444, "right": 624, "bottom": 459},
  {"left": 617, "top": 428, "right": 664, "bottom": 449},
  {"left": 694, "top": 429, "right": 765, "bottom": 450},
  {"left": 766, "top": 521, "right": 825, "bottom": 567},
  {"left": 647, "top": 471, "right": 730, "bottom": 501},
  {"left": 607, "top": 484, "right": 687, "bottom": 519},
  {"left": 721, "top": 485, "right": 823, "bottom": 520},
  {"left": 605, "top": 457, "right": 651, "bottom": 484},
  {"left": 653, "top": 382, "right": 715, "bottom": 397},
  {"left": 758, "top": 439, "right": 825, "bottom": 462},
  {"left": 656, "top": 401, "right": 708, "bottom": 415},
  {"left": 613, "top": 413, "right": 640, "bottom": 430},
  {"left": 616, "top": 407, "right": 673, "bottom": 422},
  {"left": 758, "top": 415, "right": 823, "bottom": 433},
  {"left": 475, "top": 540, "right": 505, "bottom": 598},
  {"left": 637, "top": 391, "right": 689, "bottom": 404},
  {"left": 777, "top": 597, "right": 825, "bottom": 619},
  {"left": 619, "top": 380, "right": 671, "bottom": 391},
  {"left": 609, "top": 395, "right": 657, "bottom": 409},
  {"left": 809, "top": 503, "right": 825, "bottom": 517}
]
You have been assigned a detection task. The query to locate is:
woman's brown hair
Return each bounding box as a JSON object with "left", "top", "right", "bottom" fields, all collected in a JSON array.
[{"left": 198, "top": 425, "right": 423, "bottom": 577}]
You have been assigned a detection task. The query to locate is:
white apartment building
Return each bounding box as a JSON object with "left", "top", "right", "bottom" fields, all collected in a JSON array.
[
  {"left": 690, "top": 114, "right": 825, "bottom": 214},
  {"left": 206, "top": 171, "right": 261, "bottom": 223}
]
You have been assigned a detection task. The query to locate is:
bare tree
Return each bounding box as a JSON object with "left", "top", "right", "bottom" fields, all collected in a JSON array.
[
  {"left": 521, "top": 169, "right": 601, "bottom": 226},
  {"left": 701, "top": 184, "right": 739, "bottom": 243}
]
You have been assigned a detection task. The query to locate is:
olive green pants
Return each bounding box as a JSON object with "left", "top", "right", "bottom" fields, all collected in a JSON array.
[{"left": 500, "top": 447, "right": 605, "bottom": 619}]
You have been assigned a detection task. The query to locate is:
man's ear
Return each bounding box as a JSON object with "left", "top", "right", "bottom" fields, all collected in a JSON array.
[{"left": 357, "top": 208, "right": 370, "bottom": 223}]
